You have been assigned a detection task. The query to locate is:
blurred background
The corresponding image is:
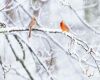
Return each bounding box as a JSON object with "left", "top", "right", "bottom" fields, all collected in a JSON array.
[{"left": 0, "top": 0, "right": 100, "bottom": 80}]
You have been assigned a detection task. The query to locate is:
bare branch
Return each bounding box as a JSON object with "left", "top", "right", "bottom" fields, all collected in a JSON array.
[{"left": 5, "top": 34, "right": 34, "bottom": 80}]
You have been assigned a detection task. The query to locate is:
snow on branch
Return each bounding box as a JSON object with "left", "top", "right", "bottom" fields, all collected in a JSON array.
[
  {"left": 58, "top": 0, "right": 100, "bottom": 35},
  {"left": 1, "top": 0, "right": 100, "bottom": 79},
  {"left": 0, "top": 27, "right": 62, "bottom": 33},
  {"left": 1, "top": 25, "right": 100, "bottom": 68},
  {"left": 1, "top": 24, "right": 99, "bottom": 78}
]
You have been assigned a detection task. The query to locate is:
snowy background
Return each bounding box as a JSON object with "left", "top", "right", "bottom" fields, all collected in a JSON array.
[{"left": 0, "top": 0, "right": 100, "bottom": 80}]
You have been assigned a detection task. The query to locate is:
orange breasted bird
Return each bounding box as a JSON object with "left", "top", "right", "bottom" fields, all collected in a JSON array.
[{"left": 60, "top": 20, "right": 69, "bottom": 32}]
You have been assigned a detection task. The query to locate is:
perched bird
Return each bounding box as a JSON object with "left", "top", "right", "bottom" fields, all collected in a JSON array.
[
  {"left": 60, "top": 20, "right": 69, "bottom": 32},
  {"left": 28, "top": 16, "right": 36, "bottom": 38}
]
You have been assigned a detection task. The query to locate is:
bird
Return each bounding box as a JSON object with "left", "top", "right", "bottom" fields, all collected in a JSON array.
[
  {"left": 60, "top": 20, "right": 69, "bottom": 32},
  {"left": 28, "top": 16, "right": 36, "bottom": 38}
]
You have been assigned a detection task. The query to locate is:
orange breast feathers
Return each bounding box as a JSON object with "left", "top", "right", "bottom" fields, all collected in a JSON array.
[{"left": 60, "top": 20, "right": 69, "bottom": 32}]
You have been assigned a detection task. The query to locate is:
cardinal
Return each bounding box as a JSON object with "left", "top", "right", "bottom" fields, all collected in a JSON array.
[
  {"left": 60, "top": 20, "right": 69, "bottom": 32},
  {"left": 28, "top": 16, "right": 36, "bottom": 38}
]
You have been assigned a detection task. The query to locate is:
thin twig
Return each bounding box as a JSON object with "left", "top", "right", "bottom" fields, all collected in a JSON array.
[
  {"left": 5, "top": 34, "right": 34, "bottom": 80},
  {"left": 59, "top": 1, "right": 100, "bottom": 35},
  {"left": 13, "top": 33, "right": 55, "bottom": 80},
  {"left": 89, "top": 49, "right": 100, "bottom": 74},
  {"left": 14, "top": 35, "right": 26, "bottom": 60}
]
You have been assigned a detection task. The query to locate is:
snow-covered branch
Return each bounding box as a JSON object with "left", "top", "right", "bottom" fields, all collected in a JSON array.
[
  {"left": 58, "top": 0, "right": 100, "bottom": 35},
  {"left": 0, "top": 27, "right": 62, "bottom": 33}
]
